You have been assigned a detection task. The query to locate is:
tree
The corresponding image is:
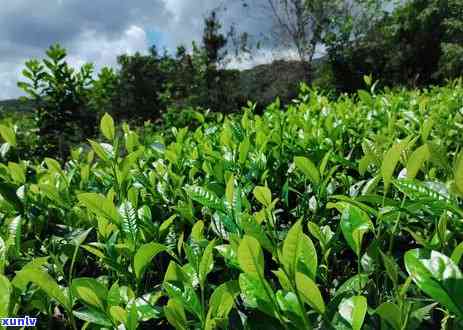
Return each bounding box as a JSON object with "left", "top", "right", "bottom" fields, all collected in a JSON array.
[{"left": 18, "top": 44, "right": 97, "bottom": 159}]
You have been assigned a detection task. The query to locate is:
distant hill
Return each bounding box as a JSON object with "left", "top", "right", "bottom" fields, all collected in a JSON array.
[{"left": 0, "top": 98, "right": 34, "bottom": 114}]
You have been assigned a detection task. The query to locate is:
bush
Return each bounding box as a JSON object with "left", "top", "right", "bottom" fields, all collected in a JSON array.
[{"left": 0, "top": 82, "right": 462, "bottom": 329}]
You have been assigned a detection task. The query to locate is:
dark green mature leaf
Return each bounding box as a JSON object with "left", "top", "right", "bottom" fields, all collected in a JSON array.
[
  {"left": 164, "top": 299, "right": 188, "bottom": 330},
  {"left": 13, "top": 268, "right": 71, "bottom": 310},
  {"left": 404, "top": 249, "right": 463, "bottom": 319},
  {"left": 375, "top": 302, "right": 401, "bottom": 330},
  {"left": 73, "top": 308, "right": 113, "bottom": 327},
  {"left": 185, "top": 185, "right": 224, "bottom": 211}
]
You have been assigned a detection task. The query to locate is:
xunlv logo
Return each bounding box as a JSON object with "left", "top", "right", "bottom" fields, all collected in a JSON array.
[{"left": 1, "top": 316, "right": 37, "bottom": 327}]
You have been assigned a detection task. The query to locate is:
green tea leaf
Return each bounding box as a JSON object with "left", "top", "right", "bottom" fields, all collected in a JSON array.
[
  {"left": 0, "top": 124, "right": 16, "bottom": 147},
  {"left": 199, "top": 240, "right": 216, "bottom": 287},
  {"left": 406, "top": 144, "right": 430, "bottom": 179},
  {"left": 340, "top": 204, "right": 373, "bottom": 256},
  {"left": 238, "top": 235, "right": 264, "bottom": 276},
  {"left": 0, "top": 275, "right": 11, "bottom": 318},
  {"left": 100, "top": 113, "right": 115, "bottom": 141},
  {"left": 164, "top": 299, "right": 188, "bottom": 330},
  {"left": 338, "top": 295, "right": 368, "bottom": 330},
  {"left": 282, "top": 220, "right": 317, "bottom": 279},
  {"left": 294, "top": 156, "right": 320, "bottom": 185},
  {"left": 134, "top": 242, "right": 167, "bottom": 280},
  {"left": 71, "top": 277, "right": 108, "bottom": 310},
  {"left": 404, "top": 249, "right": 463, "bottom": 318},
  {"left": 375, "top": 302, "right": 401, "bottom": 330},
  {"left": 295, "top": 271, "right": 325, "bottom": 315},
  {"left": 253, "top": 186, "right": 272, "bottom": 208}
]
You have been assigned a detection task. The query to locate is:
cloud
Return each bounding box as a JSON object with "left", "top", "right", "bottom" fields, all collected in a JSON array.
[{"left": 0, "top": 0, "right": 277, "bottom": 99}]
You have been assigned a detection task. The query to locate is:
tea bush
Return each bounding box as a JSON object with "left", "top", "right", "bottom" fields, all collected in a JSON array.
[{"left": 0, "top": 80, "right": 462, "bottom": 329}]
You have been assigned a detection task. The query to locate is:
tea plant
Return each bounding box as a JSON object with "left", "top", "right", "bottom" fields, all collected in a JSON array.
[{"left": 0, "top": 80, "right": 462, "bottom": 329}]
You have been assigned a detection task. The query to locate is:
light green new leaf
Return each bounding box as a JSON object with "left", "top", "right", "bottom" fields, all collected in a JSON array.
[
  {"left": 455, "top": 153, "right": 463, "bottom": 195},
  {"left": 88, "top": 139, "right": 111, "bottom": 161},
  {"left": 134, "top": 242, "right": 167, "bottom": 280},
  {"left": 406, "top": 144, "right": 430, "bottom": 179},
  {"left": 238, "top": 235, "right": 264, "bottom": 276},
  {"left": 294, "top": 156, "right": 320, "bottom": 185},
  {"left": 282, "top": 221, "right": 317, "bottom": 279},
  {"left": 451, "top": 242, "right": 463, "bottom": 265},
  {"left": 404, "top": 249, "right": 463, "bottom": 319},
  {"left": 8, "top": 162, "right": 25, "bottom": 184},
  {"left": 71, "top": 277, "right": 108, "bottom": 311},
  {"left": 77, "top": 193, "right": 120, "bottom": 224},
  {"left": 381, "top": 142, "right": 405, "bottom": 192},
  {"left": 295, "top": 272, "right": 325, "bottom": 315},
  {"left": 339, "top": 295, "right": 368, "bottom": 330},
  {"left": 253, "top": 186, "right": 272, "bottom": 208},
  {"left": 340, "top": 204, "right": 373, "bottom": 256},
  {"left": 0, "top": 275, "right": 11, "bottom": 318},
  {"left": 199, "top": 240, "right": 216, "bottom": 286},
  {"left": 100, "top": 113, "right": 115, "bottom": 141},
  {"left": 206, "top": 280, "right": 239, "bottom": 329},
  {"left": 0, "top": 124, "right": 16, "bottom": 147}
]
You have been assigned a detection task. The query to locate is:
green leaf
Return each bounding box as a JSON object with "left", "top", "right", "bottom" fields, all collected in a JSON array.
[
  {"left": 238, "top": 235, "right": 264, "bottom": 276},
  {"left": 185, "top": 185, "right": 224, "bottom": 211},
  {"left": 295, "top": 271, "right": 325, "bottom": 315},
  {"left": 77, "top": 193, "right": 120, "bottom": 224},
  {"left": 119, "top": 200, "right": 138, "bottom": 241},
  {"left": 225, "top": 175, "right": 234, "bottom": 208},
  {"left": 381, "top": 142, "right": 405, "bottom": 192},
  {"left": 0, "top": 124, "right": 16, "bottom": 147},
  {"left": 73, "top": 308, "right": 113, "bottom": 327},
  {"left": 451, "top": 242, "right": 463, "bottom": 265},
  {"left": 375, "top": 302, "right": 401, "bottom": 330},
  {"left": 13, "top": 268, "right": 71, "bottom": 311},
  {"left": 71, "top": 278, "right": 108, "bottom": 310},
  {"left": 199, "top": 240, "right": 216, "bottom": 287},
  {"left": 340, "top": 204, "right": 373, "bottom": 256},
  {"left": 404, "top": 249, "right": 463, "bottom": 318},
  {"left": 164, "top": 299, "right": 188, "bottom": 330},
  {"left": 88, "top": 139, "right": 111, "bottom": 161},
  {"left": 338, "top": 295, "right": 368, "bottom": 330},
  {"left": 381, "top": 251, "right": 399, "bottom": 285},
  {"left": 253, "top": 186, "right": 272, "bottom": 208},
  {"left": 282, "top": 220, "right": 317, "bottom": 279},
  {"left": 294, "top": 156, "right": 320, "bottom": 185},
  {"left": 134, "top": 242, "right": 167, "bottom": 280},
  {"left": 206, "top": 280, "right": 239, "bottom": 328},
  {"left": 0, "top": 275, "right": 11, "bottom": 317},
  {"left": 100, "top": 113, "right": 115, "bottom": 141},
  {"left": 239, "top": 273, "right": 276, "bottom": 317},
  {"left": 8, "top": 162, "right": 25, "bottom": 184},
  {"left": 455, "top": 152, "right": 463, "bottom": 195},
  {"left": 406, "top": 144, "right": 430, "bottom": 179}
]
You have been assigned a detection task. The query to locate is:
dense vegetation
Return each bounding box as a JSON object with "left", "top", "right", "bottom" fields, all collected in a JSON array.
[{"left": 0, "top": 78, "right": 462, "bottom": 329}]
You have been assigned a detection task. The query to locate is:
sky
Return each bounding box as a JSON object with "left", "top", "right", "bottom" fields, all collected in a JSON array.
[{"left": 0, "top": 0, "right": 281, "bottom": 100}]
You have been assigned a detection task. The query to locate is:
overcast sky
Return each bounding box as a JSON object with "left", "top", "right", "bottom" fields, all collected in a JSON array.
[{"left": 0, "top": 0, "right": 279, "bottom": 100}]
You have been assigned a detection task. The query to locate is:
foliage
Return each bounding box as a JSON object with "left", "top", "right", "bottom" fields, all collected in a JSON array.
[
  {"left": 17, "top": 44, "right": 98, "bottom": 159},
  {"left": 1, "top": 79, "right": 463, "bottom": 329},
  {"left": 328, "top": 0, "right": 463, "bottom": 91}
]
